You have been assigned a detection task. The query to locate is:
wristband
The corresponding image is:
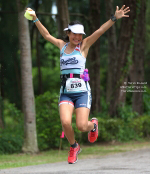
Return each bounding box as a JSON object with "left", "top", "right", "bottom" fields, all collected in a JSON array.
[
  {"left": 33, "top": 18, "right": 39, "bottom": 23},
  {"left": 110, "top": 14, "right": 117, "bottom": 22}
]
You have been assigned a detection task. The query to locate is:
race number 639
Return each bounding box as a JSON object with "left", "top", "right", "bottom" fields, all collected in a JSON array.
[{"left": 71, "top": 83, "right": 82, "bottom": 88}]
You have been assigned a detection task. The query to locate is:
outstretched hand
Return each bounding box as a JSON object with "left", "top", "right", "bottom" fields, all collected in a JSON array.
[
  {"left": 115, "top": 5, "right": 130, "bottom": 19},
  {"left": 25, "top": 8, "right": 37, "bottom": 20}
]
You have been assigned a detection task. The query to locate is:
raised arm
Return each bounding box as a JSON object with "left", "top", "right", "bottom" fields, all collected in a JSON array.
[
  {"left": 29, "top": 9, "right": 65, "bottom": 49},
  {"left": 83, "top": 5, "right": 130, "bottom": 49}
]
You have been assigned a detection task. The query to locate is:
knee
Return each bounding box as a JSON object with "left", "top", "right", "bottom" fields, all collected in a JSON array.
[
  {"left": 77, "top": 123, "right": 88, "bottom": 132},
  {"left": 61, "top": 120, "right": 71, "bottom": 128}
]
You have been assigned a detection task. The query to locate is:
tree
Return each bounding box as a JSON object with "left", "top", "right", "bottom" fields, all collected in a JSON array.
[
  {"left": 0, "top": 0, "right": 21, "bottom": 108},
  {"left": 0, "top": 96, "right": 4, "bottom": 129},
  {"left": 16, "top": 0, "right": 39, "bottom": 153},
  {"left": 35, "top": 0, "right": 43, "bottom": 95},
  {"left": 56, "top": 0, "right": 70, "bottom": 39},
  {"left": 105, "top": 0, "right": 117, "bottom": 104},
  {"left": 0, "top": 53, "right": 4, "bottom": 129},
  {"left": 130, "top": 0, "right": 146, "bottom": 114},
  {"left": 89, "top": 0, "right": 101, "bottom": 112},
  {"left": 109, "top": 0, "right": 137, "bottom": 117}
]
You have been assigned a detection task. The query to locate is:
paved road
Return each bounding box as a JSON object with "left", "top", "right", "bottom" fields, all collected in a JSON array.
[{"left": 0, "top": 148, "right": 150, "bottom": 174}]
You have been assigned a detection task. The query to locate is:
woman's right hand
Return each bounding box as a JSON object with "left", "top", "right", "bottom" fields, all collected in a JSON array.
[{"left": 26, "top": 8, "right": 37, "bottom": 21}]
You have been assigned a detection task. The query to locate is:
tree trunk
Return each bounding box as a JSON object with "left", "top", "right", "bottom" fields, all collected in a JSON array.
[
  {"left": 13, "top": 52, "right": 22, "bottom": 99},
  {"left": 36, "top": 26, "right": 43, "bottom": 94},
  {"left": 89, "top": 0, "right": 101, "bottom": 112},
  {"left": 0, "top": 96, "right": 4, "bottom": 129},
  {"left": 35, "top": 0, "right": 43, "bottom": 95},
  {"left": 16, "top": 0, "right": 39, "bottom": 153},
  {"left": 105, "top": 0, "right": 117, "bottom": 104},
  {"left": 109, "top": 0, "right": 137, "bottom": 117},
  {"left": 30, "top": 0, "right": 43, "bottom": 95},
  {"left": 0, "top": 50, "right": 5, "bottom": 129},
  {"left": 131, "top": 0, "right": 146, "bottom": 115},
  {"left": 56, "top": 0, "right": 70, "bottom": 39}
]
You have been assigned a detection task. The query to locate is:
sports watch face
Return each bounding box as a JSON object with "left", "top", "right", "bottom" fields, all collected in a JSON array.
[{"left": 111, "top": 15, "right": 117, "bottom": 22}]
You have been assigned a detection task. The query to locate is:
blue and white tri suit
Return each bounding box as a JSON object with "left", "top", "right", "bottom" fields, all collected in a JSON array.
[{"left": 59, "top": 43, "right": 92, "bottom": 109}]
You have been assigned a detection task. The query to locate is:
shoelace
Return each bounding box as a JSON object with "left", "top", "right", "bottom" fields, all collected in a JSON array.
[
  {"left": 69, "top": 147, "right": 77, "bottom": 157},
  {"left": 91, "top": 131, "right": 96, "bottom": 137}
]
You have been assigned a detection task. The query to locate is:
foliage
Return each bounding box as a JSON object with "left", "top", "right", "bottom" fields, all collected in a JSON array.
[
  {"left": 145, "top": 0, "right": 150, "bottom": 85},
  {"left": 96, "top": 115, "right": 150, "bottom": 143},
  {"left": 0, "top": 96, "right": 4, "bottom": 127},
  {"left": 35, "top": 91, "right": 82, "bottom": 150},
  {"left": 0, "top": 0, "right": 20, "bottom": 108},
  {"left": 35, "top": 93, "right": 150, "bottom": 150},
  {"left": 0, "top": 132, "right": 23, "bottom": 154},
  {"left": 143, "top": 87, "right": 150, "bottom": 115},
  {"left": 98, "top": 118, "right": 124, "bottom": 142},
  {"left": 130, "top": 115, "right": 150, "bottom": 138},
  {"left": 1, "top": 95, "right": 150, "bottom": 154},
  {"left": 36, "top": 91, "right": 63, "bottom": 150},
  {"left": 0, "top": 101, "right": 23, "bottom": 154},
  {"left": 32, "top": 66, "right": 60, "bottom": 95},
  {"left": 20, "top": 0, "right": 29, "bottom": 8},
  {"left": 118, "top": 104, "right": 139, "bottom": 122},
  {"left": 0, "top": 0, "right": 150, "bottom": 154},
  {"left": 90, "top": 102, "right": 150, "bottom": 143},
  {"left": 1, "top": 0, "right": 150, "bottom": 108}
]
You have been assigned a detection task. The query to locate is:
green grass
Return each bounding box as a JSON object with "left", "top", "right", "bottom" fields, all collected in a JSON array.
[{"left": 0, "top": 141, "right": 150, "bottom": 169}]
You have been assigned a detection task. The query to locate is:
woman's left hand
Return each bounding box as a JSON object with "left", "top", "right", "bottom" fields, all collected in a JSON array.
[{"left": 115, "top": 5, "right": 130, "bottom": 19}]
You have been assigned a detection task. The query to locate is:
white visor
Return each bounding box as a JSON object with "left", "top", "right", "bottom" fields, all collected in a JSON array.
[{"left": 64, "top": 24, "right": 86, "bottom": 35}]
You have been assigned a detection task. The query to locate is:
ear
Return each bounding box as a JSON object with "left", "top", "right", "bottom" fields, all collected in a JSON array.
[{"left": 67, "top": 31, "right": 70, "bottom": 37}]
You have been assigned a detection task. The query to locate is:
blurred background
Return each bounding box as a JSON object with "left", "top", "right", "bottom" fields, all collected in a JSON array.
[{"left": 0, "top": 0, "right": 150, "bottom": 154}]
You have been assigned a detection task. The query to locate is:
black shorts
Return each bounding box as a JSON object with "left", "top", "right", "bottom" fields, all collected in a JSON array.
[{"left": 59, "top": 91, "right": 92, "bottom": 109}]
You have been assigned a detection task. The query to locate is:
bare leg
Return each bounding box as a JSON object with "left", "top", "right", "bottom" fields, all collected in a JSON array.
[
  {"left": 76, "top": 107, "right": 94, "bottom": 132},
  {"left": 59, "top": 104, "right": 75, "bottom": 145}
]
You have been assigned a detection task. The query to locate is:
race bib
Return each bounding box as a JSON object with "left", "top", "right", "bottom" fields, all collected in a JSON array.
[{"left": 66, "top": 78, "right": 87, "bottom": 92}]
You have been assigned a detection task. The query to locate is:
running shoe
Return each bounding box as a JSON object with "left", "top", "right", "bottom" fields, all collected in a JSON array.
[
  {"left": 88, "top": 118, "right": 98, "bottom": 143},
  {"left": 68, "top": 143, "right": 81, "bottom": 164}
]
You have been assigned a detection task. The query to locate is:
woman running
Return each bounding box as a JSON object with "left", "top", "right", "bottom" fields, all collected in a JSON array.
[{"left": 28, "top": 5, "right": 130, "bottom": 164}]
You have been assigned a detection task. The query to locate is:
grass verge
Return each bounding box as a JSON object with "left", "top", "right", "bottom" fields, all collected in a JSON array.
[{"left": 0, "top": 141, "right": 150, "bottom": 169}]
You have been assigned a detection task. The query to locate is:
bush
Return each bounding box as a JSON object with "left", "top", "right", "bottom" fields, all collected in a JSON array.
[
  {"left": 35, "top": 91, "right": 89, "bottom": 149},
  {"left": 0, "top": 101, "right": 23, "bottom": 154},
  {"left": 96, "top": 117, "right": 126, "bottom": 142},
  {"left": 143, "top": 87, "right": 150, "bottom": 115},
  {"left": 118, "top": 104, "right": 139, "bottom": 122},
  {"left": 131, "top": 115, "right": 150, "bottom": 138},
  {"left": 101, "top": 118, "right": 124, "bottom": 141},
  {"left": 35, "top": 92, "right": 150, "bottom": 149},
  {"left": 1, "top": 91, "right": 149, "bottom": 153},
  {"left": 36, "top": 91, "right": 69, "bottom": 150},
  {"left": 0, "top": 131, "right": 23, "bottom": 154},
  {"left": 95, "top": 115, "right": 150, "bottom": 143}
]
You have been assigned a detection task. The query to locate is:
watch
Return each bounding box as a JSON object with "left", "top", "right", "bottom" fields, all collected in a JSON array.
[{"left": 111, "top": 14, "right": 117, "bottom": 22}]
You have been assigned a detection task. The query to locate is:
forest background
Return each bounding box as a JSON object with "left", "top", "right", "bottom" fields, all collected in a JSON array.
[{"left": 0, "top": 0, "right": 150, "bottom": 154}]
